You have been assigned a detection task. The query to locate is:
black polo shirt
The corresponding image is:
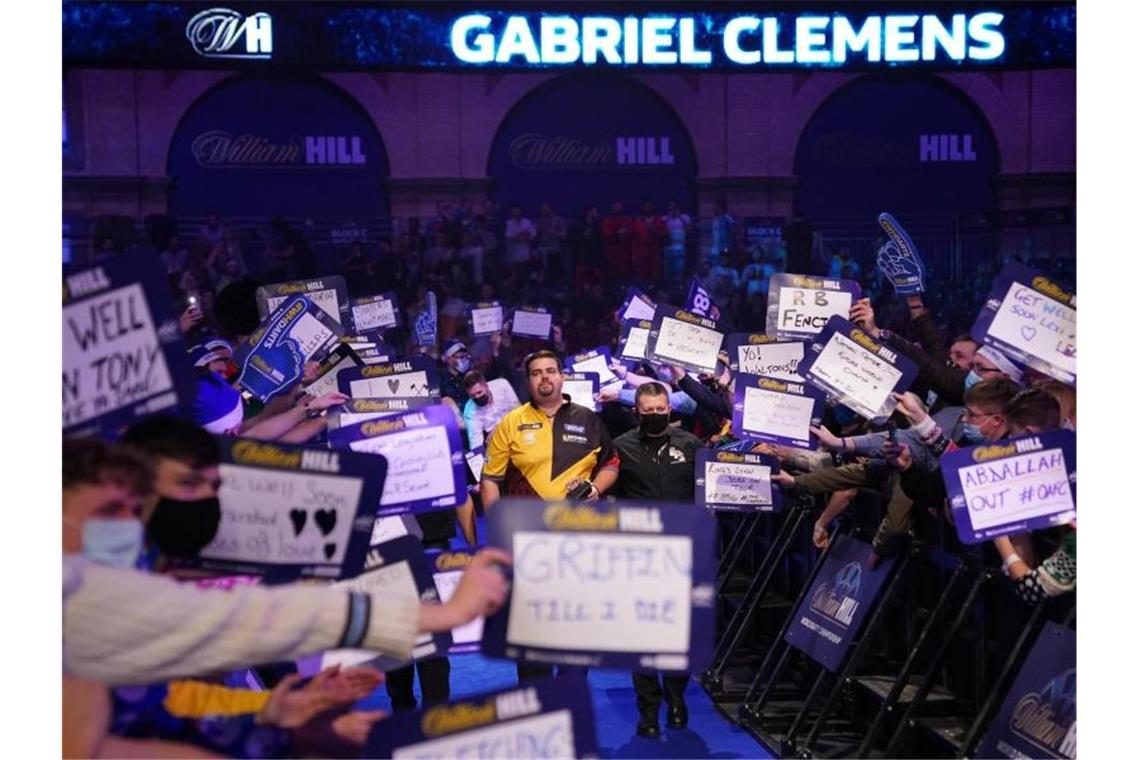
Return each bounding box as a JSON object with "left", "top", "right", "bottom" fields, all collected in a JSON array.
[{"left": 612, "top": 426, "right": 702, "bottom": 502}]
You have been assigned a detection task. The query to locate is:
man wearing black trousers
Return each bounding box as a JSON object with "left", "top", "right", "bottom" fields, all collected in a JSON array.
[{"left": 604, "top": 382, "right": 702, "bottom": 739}]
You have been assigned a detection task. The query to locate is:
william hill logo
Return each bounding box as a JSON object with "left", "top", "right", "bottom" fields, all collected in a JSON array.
[
  {"left": 543, "top": 503, "right": 619, "bottom": 531},
  {"left": 810, "top": 561, "right": 862, "bottom": 627},
  {"left": 187, "top": 8, "right": 273, "bottom": 60},
  {"left": 1010, "top": 668, "right": 1076, "bottom": 757}
]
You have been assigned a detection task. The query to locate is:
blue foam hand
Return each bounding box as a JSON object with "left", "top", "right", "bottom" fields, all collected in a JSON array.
[{"left": 876, "top": 213, "right": 926, "bottom": 295}]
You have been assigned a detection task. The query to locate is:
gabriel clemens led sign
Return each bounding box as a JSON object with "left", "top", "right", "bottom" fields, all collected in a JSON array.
[{"left": 450, "top": 12, "right": 1006, "bottom": 67}]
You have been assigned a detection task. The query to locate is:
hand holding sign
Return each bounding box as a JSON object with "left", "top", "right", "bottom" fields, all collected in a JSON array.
[
  {"left": 420, "top": 548, "right": 512, "bottom": 632},
  {"left": 876, "top": 213, "right": 926, "bottom": 295}
]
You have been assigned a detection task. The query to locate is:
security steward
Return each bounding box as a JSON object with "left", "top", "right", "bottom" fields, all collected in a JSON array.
[
  {"left": 601, "top": 381, "right": 702, "bottom": 739},
  {"left": 481, "top": 349, "right": 620, "bottom": 684}
]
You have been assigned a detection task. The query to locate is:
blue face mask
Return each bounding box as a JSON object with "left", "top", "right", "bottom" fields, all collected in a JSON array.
[
  {"left": 81, "top": 519, "right": 144, "bottom": 569},
  {"left": 961, "top": 423, "right": 984, "bottom": 443},
  {"left": 963, "top": 371, "right": 983, "bottom": 391}
]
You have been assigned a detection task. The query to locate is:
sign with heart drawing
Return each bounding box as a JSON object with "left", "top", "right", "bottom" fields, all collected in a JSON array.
[{"left": 337, "top": 356, "right": 441, "bottom": 399}]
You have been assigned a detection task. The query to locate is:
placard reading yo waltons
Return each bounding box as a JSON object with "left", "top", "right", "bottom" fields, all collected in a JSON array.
[
  {"left": 725, "top": 332, "right": 806, "bottom": 382},
  {"left": 257, "top": 276, "right": 350, "bottom": 326},
  {"left": 337, "top": 356, "right": 441, "bottom": 399},
  {"left": 185, "top": 438, "right": 385, "bottom": 581},
  {"left": 940, "top": 430, "right": 1076, "bottom": 544},
  {"left": 645, "top": 305, "right": 724, "bottom": 375},
  {"left": 971, "top": 262, "right": 1076, "bottom": 385},
  {"left": 328, "top": 405, "right": 466, "bottom": 516},
  {"left": 235, "top": 295, "right": 344, "bottom": 402},
  {"left": 695, "top": 450, "right": 782, "bottom": 513},
  {"left": 363, "top": 677, "right": 599, "bottom": 759},
  {"left": 731, "top": 373, "right": 825, "bottom": 450},
  {"left": 766, "top": 274, "right": 862, "bottom": 341},
  {"left": 62, "top": 253, "right": 194, "bottom": 437},
  {"left": 483, "top": 499, "right": 715, "bottom": 672},
  {"left": 977, "top": 622, "right": 1076, "bottom": 760},
  {"left": 784, "top": 535, "right": 898, "bottom": 672},
  {"left": 799, "top": 316, "right": 918, "bottom": 420}
]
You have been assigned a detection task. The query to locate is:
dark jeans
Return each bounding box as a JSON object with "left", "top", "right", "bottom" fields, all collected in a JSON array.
[
  {"left": 516, "top": 663, "right": 589, "bottom": 684},
  {"left": 386, "top": 656, "right": 451, "bottom": 710},
  {"left": 632, "top": 672, "right": 689, "bottom": 715}
]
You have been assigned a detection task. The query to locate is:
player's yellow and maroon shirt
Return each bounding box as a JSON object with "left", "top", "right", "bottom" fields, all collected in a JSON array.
[{"left": 483, "top": 396, "right": 619, "bottom": 499}]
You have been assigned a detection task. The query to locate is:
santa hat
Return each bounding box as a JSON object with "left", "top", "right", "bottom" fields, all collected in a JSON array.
[
  {"left": 192, "top": 373, "right": 245, "bottom": 434},
  {"left": 976, "top": 345, "right": 1024, "bottom": 384}
]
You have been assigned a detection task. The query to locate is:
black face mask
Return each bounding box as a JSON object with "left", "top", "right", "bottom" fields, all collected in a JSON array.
[
  {"left": 146, "top": 497, "right": 222, "bottom": 558},
  {"left": 472, "top": 394, "right": 491, "bottom": 407},
  {"left": 640, "top": 412, "right": 671, "bottom": 436}
]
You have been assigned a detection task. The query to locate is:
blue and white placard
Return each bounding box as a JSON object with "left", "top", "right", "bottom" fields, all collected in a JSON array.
[
  {"left": 765, "top": 274, "right": 863, "bottom": 340},
  {"left": 470, "top": 301, "right": 505, "bottom": 336},
  {"left": 337, "top": 356, "right": 441, "bottom": 399},
  {"left": 510, "top": 306, "right": 553, "bottom": 340},
  {"left": 235, "top": 295, "right": 345, "bottom": 402},
  {"left": 725, "top": 332, "right": 806, "bottom": 382},
  {"left": 427, "top": 548, "right": 486, "bottom": 654},
  {"left": 258, "top": 276, "right": 350, "bottom": 326},
  {"left": 327, "top": 396, "right": 437, "bottom": 431},
  {"left": 617, "top": 318, "right": 653, "bottom": 364},
  {"left": 645, "top": 305, "right": 724, "bottom": 375},
  {"left": 350, "top": 291, "right": 402, "bottom": 333},
  {"left": 566, "top": 346, "right": 621, "bottom": 391},
  {"left": 731, "top": 373, "right": 825, "bottom": 450},
  {"left": 618, "top": 287, "right": 657, "bottom": 323},
  {"left": 695, "top": 450, "right": 783, "bottom": 512},
  {"left": 560, "top": 372, "right": 600, "bottom": 412}
]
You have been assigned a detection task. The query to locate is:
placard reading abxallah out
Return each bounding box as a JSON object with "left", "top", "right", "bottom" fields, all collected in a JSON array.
[
  {"left": 766, "top": 274, "right": 862, "bottom": 341},
  {"left": 184, "top": 438, "right": 385, "bottom": 581},
  {"left": 941, "top": 430, "right": 1076, "bottom": 544},
  {"left": 971, "top": 262, "right": 1076, "bottom": 385},
  {"left": 645, "top": 305, "right": 724, "bottom": 375},
  {"left": 731, "top": 373, "right": 825, "bottom": 450},
  {"left": 364, "top": 676, "right": 599, "bottom": 759},
  {"left": 483, "top": 499, "right": 715, "bottom": 672},
  {"left": 328, "top": 405, "right": 466, "bottom": 516},
  {"left": 235, "top": 295, "right": 344, "bottom": 402},
  {"left": 695, "top": 450, "right": 782, "bottom": 512},
  {"left": 257, "top": 276, "right": 350, "bottom": 326},
  {"left": 784, "top": 535, "right": 898, "bottom": 672},
  {"left": 62, "top": 254, "right": 193, "bottom": 437}
]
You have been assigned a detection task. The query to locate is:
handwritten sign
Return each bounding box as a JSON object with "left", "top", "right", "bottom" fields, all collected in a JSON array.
[
  {"left": 731, "top": 372, "right": 825, "bottom": 449},
  {"left": 363, "top": 677, "right": 599, "bottom": 759},
  {"left": 181, "top": 438, "right": 383, "bottom": 580},
  {"left": 799, "top": 316, "right": 917, "bottom": 420},
  {"left": 470, "top": 301, "right": 505, "bottom": 336},
  {"left": 784, "top": 535, "right": 898, "bottom": 671},
  {"left": 328, "top": 405, "right": 466, "bottom": 516},
  {"left": 566, "top": 346, "right": 620, "bottom": 391},
  {"left": 617, "top": 319, "right": 652, "bottom": 363},
  {"left": 695, "top": 450, "right": 782, "bottom": 512},
  {"left": 971, "top": 262, "right": 1076, "bottom": 385},
  {"left": 350, "top": 291, "right": 402, "bottom": 333},
  {"left": 560, "top": 373, "right": 599, "bottom": 412},
  {"left": 510, "top": 307, "right": 553, "bottom": 339},
  {"left": 465, "top": 447, "right": 486, "bottom": 483},
  {"left": 765, "top": 274, "right": 862, "bottom": 340},
  {"left": 427, "top": 549, "right": 486, "bottom": 654},
  {"left": 483, "top": 499, "right": 715, "bottom": 672},
  {"left": 337, "top": 357, "right": 441, "bottom": 399},
  {"left": 940, "top": 431, "right": 1076, "bottom": 544},
  {"left": 301, "top": 344, "right": 362, "bottom": 400},
  {"left": 235, "top": 295, "right": 345, "bottom": 402},
  {"left": 62, "top": 254, "right": 192, "bottom": 437},
  {"left": 725, "top": 332, "right": 806, "bottom": 382},
  {"left": 328, "top": 397, "right": 437, "bottom": 431},
  {"left": 977, "top": 622, "right": 1076, "bottom": 760},
  {"left": 646, "top": 305, "right": 724, "bottom": 375},
  {"left": 258, "top": 276, "right": 349, "bottom": 325},
  {"left": 619, "top": 287, "right": 657, "bottom": 323}
]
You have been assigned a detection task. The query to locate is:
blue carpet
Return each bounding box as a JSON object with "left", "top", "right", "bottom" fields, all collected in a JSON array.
[{"left": 358, "top": 653, "right": 774, "bottom": 758}]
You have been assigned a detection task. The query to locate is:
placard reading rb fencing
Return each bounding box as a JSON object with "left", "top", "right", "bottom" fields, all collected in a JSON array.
[
  {"left": 765, "top": 274, "right": 862, "bottom": 340},
  {"left": 725, "top": 332, "right": 806, "bottom": 382},
  {"left": 695, "top": 450, "right": 782, "bottom": 512},
  {"left": 731, "top": 373, "right": 825, "bottom": 450},
  {"left": 799, "top": 316, "right": 917, "bottom": 420},
  {"left": 62, "top": 253, "right": 193, "bottom": 437},
  {"left": 235, "top": 295, "right": 345, "bottom": 402},
  {"left": 363, "top": 676, "right": 599, "bottom": 759},
  {"left": 941, "top": 431, "right": 1076, "bottom": 544},
  {"left": 646, "top": 305, "right": 724, "bottom": 375},
  {"left": 337, "top": 356, "right": 441, "bottom": 399},
  {"left": 183, "top": 438, "right": 385, "bottom": 581},
  {"left": 483, "top": 499, "right": 715, "bottom": 672},
  {"left": 971, "top": 262, "right": 1076, "bottom": 385},
  {"left": 258, "top": 276, "right": 350, "bottom": 326},
  {"left": 328, "top": 405, "right": 467, "bottom": 516}
]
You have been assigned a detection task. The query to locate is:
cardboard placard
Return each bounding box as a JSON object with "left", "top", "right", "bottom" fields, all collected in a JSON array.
[
  {"left": 619, "top": 287, "right": 657, "bottom": 324},
  {"left": 257, "top": 276, "right": 349, "bottom": 326},
  {"left": 645, "top": 305, "right": 724, "bottom": 375},
  {"left": 617, "top": 319, "right": 653, "bottom": 363},
  {"left": 725, "top": 332, "right": 806, "bottom": 382},
  {"left": 62, "top": 253, "right": 193, "bottom": 437},
  {"left": 799, "top": 316, "right": 918, "bottom": 420},
  {"left": 940, "top": 431, "right": 1077, "bottom": 544},
  {"left": 482, "top": 499, "right": 715, "bottom": 672},
  {"left": 183, "top": 437, "right": 385, "bottom": 580},
  {"left": 731, "top": 373, "right": 825, "bottom": 450},
  {"left": 349, "top": 291, "right": 402, "bottom": 333},
  {"left": 426, "top": 548, "right": 486, "bottom": 654},
  {"left": 695, "top": 450, "right": 782, "bottom": 512},
  {"left": 510, "top": 307, "right": 553, "bottom": 340},
  {"left": 970, "top": 262, "right": 1076, "bottom": 385},
  {"left": 300, "top": 344, "right": 362, "bottom": 400},
  {"left": 560, "top": 372, "right": 600, "bottom": 412},
  {"left": 566, "top": 346, "right": 621, "bottom": 391},
  {"left": 235, "top": 295, "right": 344, "bottom": 402},
  {"left": 765, "top": 274, "right": 862, "bottom": 340},
  {"left": 465, "top": 446, "right": 486, "bottom": 482},
  {"left": 470, "top": 301, "right": 505, "bottom": 336},
  {"left": 337, "top": 357, "right": 441, "bottom": 399},
  {"left": 328, "top": 405, "right": 467, "bottom": 516},
  {"left": 327, "top": 396, "right": 437, "bottom": 431}
]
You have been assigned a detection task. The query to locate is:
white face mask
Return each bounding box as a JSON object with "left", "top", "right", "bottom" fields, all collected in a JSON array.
[
  {"left": 455, "top": 357, "right": 471, "bottom": 374},
  {"left": 78, "top": 519, "right": 144, "bottom": 569}
]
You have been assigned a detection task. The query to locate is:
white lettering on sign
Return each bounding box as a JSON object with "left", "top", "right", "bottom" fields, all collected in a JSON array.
[
  {"left": 652, "top": 316, "right": 723, "bottom": 372},
  {"left": 392, "top": 709, "right": 573, "bottom": 760},
  {"left": 187, "top": 8, "right": 273, "bottom": 59},
  {"left": 808, "top": 332, "right": 903, "bottom": 419},
  {"left": 204, "top": 464, "right": 362, "bottom": 566},
  {"left": 956, "top": 448, "right": 1075, "bottom": 531},
  {"left": 621, "top": 326, "right": 650, "bottom": 360},
  {"left": 62, "top": 283, "right": 176, "bottom": 427},
  {"left": 352, "top": 299, "right": 397, "bottom": 331},
  {"left": 742, "top": 386, "right": 815, "bottom": 442},
  {"left": 986, "top": 283, "right": 1076, "bottom": 376},
  {"left": 433, "top": 568, "right": 485, "bottom": 647},
  {"left": 347, "top": 426, "right": 457, "bottom": 508},
  {"left": 705, "top": 462, "right": 773, "bottom": 507},
  {"left": 268, "top": 289, "right": 341, "bottom": 323},
  {"left": 512, "top": 310, "right": 553, "bottom": 338},
  {"left": 507, "top": 531, "right": 692, "bottom": 653},
  {"left": 736, "top": 341, "right": 804, "bottom": 381},
  {"left": 777, "top": 287, "right": 853, "bottom": 337},
  {"left": 349, "top": 371, "right": 432, "bottom": 398},
  {"left": 471, "top": 305, "right": 504, "bottom": 335}
]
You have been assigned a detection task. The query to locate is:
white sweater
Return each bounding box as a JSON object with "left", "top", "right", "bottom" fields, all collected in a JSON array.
[{"left": 63, "top": 557, "right": 419, "bottom": 686}]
